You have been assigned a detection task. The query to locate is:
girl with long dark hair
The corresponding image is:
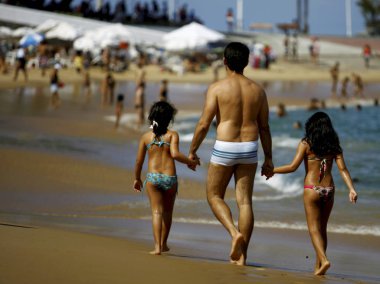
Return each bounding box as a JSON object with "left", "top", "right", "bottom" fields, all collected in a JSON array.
[
  {"left": 273, "top": 111, "right": 358, "bottom": 275},
  {"left": 134, "top": 101, "right": 199, "bottom": 255}
]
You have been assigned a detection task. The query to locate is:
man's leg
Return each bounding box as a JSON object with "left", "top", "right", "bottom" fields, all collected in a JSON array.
[
  {"left": 234, "top": 163, "right": 257, "bottom": 265},
  {"left": 207, "top": 163, "right": 244, "bottom": 263}
]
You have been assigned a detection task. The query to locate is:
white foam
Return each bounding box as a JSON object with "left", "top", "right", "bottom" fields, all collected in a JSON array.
[
  {"left": 180, "top": 133, "right": 194, "bottom": 142},
  {"left": 153, "top": 217, "right": 380, "bottom": 237},
  {"left": 272, "top": 135, "right": 300, "bottom": 148},
  {"left": 255, "top": 174, "right": 303, "bottom": 200}
]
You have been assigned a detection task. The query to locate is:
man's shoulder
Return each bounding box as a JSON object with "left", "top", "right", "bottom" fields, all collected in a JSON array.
[
  {"left": 242, "top": 77, "right": 265, "bottom": 94},
  {"left": 212, "top": 76, "right": 265, "bottom": 94}
]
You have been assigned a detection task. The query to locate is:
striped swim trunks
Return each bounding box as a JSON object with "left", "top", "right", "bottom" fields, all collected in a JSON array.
[{"left": 210, "top": 140, "right": 258, "bottom": 166}]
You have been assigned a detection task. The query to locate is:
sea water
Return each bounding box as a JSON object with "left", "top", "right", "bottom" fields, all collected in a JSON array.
[{"left": 164, "top": 105, "right": 380, "bottom": 237}]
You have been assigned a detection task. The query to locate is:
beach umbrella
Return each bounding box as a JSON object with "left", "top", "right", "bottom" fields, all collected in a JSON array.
[
  {"left": 73, "top": 36, "right": 96, "bottom": 51},
  {"left": 46, "top": 22, "right": 82, "bottom": 41},
  {"left": 34, "top": 19, "right": 59, "bottom": 33},
  {"left": 96, "top": 24, "right": 134, "bottom": 45},
  {"left": 163, "top": 22, "right": 225, "bottom": 51},
  {"left": 0, "top": 26, "right": 12, "bottom": 38},
  {"left": 12, "top": 27, "right": 35, "bottom": 37},
  {"left": 19, "top": 33, "right": 44, "bottom": 47}
]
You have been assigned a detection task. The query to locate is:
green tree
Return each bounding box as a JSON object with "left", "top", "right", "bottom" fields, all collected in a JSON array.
[{"left": 357, "top": 0, "right": 380, "bottom": 35}]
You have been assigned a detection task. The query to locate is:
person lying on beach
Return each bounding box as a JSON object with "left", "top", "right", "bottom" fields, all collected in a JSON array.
[
  {"left": 273, "top": 112, "right": 358, "bottom": 276},
  {"left": 133, "top": 101, "right": 200, "bottom": 255}
]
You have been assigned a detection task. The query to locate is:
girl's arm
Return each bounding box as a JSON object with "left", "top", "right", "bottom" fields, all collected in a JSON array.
[
  {"left": 134, "top": 137, "right": 146, "bottom": 192},
  {"left": 170, "top": 132, "right": 199, "bottom": 170},
  {"left": 335, "top": 154, "right": 358, "bottom": 203},
  {"left": 274, "top": 141, "right": 307, "bottom": 174}
]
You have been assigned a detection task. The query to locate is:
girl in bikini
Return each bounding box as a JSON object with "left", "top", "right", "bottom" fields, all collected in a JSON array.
[
  {"left": 273, "top": 111, "right": 358, "bottom": 276},
  {"left": 134, "top": 101, "right": 199, "bottom": 255}
]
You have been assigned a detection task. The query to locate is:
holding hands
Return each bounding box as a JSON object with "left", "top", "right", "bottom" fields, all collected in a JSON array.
[
  {"left": 261, "top": 158, "right": 274, "bottom": 180},
  {"left": 188, "top": 153, "right": 201, "bottom": 171}
]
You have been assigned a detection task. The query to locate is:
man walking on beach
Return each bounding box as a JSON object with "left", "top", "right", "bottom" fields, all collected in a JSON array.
[{"left": 188, "top": 42, "right": 273, "bottom": 266}]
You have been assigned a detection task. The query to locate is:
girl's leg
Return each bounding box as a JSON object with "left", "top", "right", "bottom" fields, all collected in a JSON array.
[
  {"left": 161, "top": 184, "right": 177, "bottom": 252},
  {"left": 147, "top": 183, "right": 164, "bottom": 255},
  {"left": 303, "top": 188, "right": 330, "bottom": 275},
  {"left": 317, "top": 197, "right": 334, "bottom": 274}
]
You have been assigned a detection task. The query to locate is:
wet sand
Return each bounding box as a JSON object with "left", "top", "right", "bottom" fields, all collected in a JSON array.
[
  {"left": 0, "top": 224, "right": 314, "bottom": 284},
  {"left": 1, "top": 64, "right": 380, "bottom": 283}
]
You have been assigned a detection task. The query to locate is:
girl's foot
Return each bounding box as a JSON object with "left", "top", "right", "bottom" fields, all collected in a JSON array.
[
  {"left": 314, "top": 260, "right": 321, "bottom": 274},
  {"left": 161, "top": 244, "right": 170, "bottom": 252},
  {"left": 315, "top": 260, "right": 330, "bottom": 276}
]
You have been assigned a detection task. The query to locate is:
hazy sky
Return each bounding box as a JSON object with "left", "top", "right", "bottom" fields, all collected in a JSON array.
[{"left": 72, "top": 0, "right": 366, "bottom": 36}]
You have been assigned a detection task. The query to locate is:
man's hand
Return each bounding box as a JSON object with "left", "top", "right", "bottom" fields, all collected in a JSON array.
[
  {"left": 261, "top": 159, "right": 274, "bottom": 180},
  {"left": 188, "top": 153, "right": 200, "bottom": 170}
]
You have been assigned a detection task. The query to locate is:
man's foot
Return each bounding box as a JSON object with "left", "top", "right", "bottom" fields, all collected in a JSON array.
[
  {"left": 230, "top": 232, "right": 244, "bottom": 261},
  {"left": 315, "top": 260, "right": 330, "bottom": 276}
]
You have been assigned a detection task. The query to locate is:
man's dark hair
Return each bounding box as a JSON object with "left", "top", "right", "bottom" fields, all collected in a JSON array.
[{"left": 224, "top": 42, "right": 250, "bottom": 73}]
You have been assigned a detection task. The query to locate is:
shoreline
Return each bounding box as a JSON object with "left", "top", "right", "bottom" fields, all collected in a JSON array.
[{"left": 1, "top": 66, "right": 379, "bottom": 114}]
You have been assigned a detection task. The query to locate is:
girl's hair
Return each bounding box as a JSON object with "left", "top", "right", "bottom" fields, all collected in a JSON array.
[
  {"left": 303, "top": 111, "right": 342, "bottom": 157},
  {"left": 148, "top": 101, "right": 177, "bottom": 137}
]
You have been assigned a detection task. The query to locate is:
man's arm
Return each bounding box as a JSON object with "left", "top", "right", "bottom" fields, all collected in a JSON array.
[
  {"left": 257, "top": 89, "right": 273, "bottom": 179},
  {"left": 189, "top": 85, "right": 218, "bottom": 158}
]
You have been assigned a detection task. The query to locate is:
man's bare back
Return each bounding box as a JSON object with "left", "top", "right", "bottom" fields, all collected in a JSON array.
[{"left": 210, "top": 73, "right": 267, "bottom": 142}]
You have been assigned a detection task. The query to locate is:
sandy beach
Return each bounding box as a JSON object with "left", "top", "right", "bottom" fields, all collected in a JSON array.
[
  {"left": 1, "top": 58, "right": 380, "bottom": 283},
  {"left": 1, "top": 149, "right": 379, "bottom": 284}
]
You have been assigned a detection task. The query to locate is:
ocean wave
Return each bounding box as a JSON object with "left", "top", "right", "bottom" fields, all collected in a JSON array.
[
  {"left": 180, "top": 133, "right": 194, "bottom": 142},
  {"left": 162, "top": 217, "right": 380, "bottom": 237},
  {"left": 180, "top": 133, "right": 214, "bottom": 144},
  {"left": 269, "top": 105, "right": 305, "bottom": 112},
  {"left": 28, "top": 212, "right": 380, "bottom": 237},
  {"left": 256, "top": 174, "right": 303, "bottom": 198},
  {"left": 272, "top": 136, "right": 300, "bottom": 148}
]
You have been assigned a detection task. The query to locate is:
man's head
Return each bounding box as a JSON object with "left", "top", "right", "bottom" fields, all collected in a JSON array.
[{"left": 224, "top": 42, "right": 250, "bottom": 73}]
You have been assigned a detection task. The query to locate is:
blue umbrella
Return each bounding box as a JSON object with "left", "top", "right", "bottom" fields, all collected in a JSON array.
[{"left": 19, "top": 33, "right": 44, "bottom": 47}]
